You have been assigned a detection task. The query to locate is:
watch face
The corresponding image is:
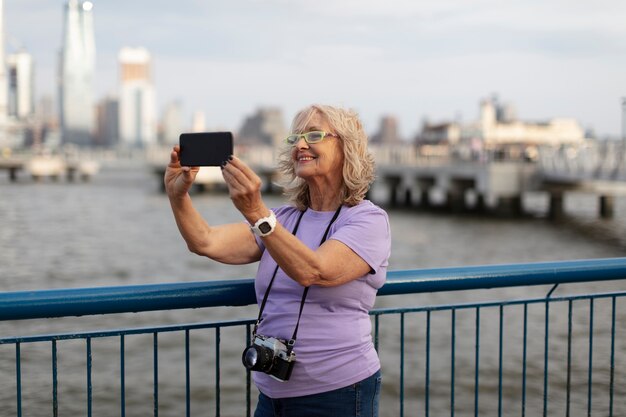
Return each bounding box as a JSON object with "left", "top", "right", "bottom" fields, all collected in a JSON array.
[{"left": 258, "top": 222, "right": 272, "bottom": 234}]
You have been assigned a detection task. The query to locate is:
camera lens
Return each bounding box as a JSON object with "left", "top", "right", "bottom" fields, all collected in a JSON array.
[
  {"left": 242, "top": 345, "right": 273, "bottom": 372},
  {"left": 243, "top": 347, "right": 258, "bottom": 367}
]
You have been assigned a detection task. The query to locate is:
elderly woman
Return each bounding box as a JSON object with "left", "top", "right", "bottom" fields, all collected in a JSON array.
[{"left": 164, "top": 104, "right": 391, "bottom": 417}]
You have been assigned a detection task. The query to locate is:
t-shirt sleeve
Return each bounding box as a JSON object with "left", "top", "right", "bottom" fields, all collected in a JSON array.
[{"left": 328, "top": 204, "right": 391, "bottom": 276}]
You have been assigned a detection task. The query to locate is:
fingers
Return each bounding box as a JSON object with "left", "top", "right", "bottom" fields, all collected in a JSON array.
[
  {"left": 169, "top": 146, "right": 200, "bottom": 174},
  {"left": 226, "top": 156, "right": 257, "bottom": 182},
  {"left": 221, "top": 165, "right": 248, "bottom": 193},
  {"left": 222, "top": 156, "right": 261, "bottom": 193},
  {"left": 170, "top": 145, "right": 180, "bottom": 165},
  {"left": 169, "top": 146, "right": 183, "bottom": 168}
]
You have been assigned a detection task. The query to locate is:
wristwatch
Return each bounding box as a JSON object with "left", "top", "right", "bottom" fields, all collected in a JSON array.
[{"left": 250, "top": 210, "right": 277, "bottom": 237}]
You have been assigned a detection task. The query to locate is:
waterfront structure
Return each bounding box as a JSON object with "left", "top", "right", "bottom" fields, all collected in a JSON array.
[
  {"left": 59, "top": 0, "right": 95, "bottom": 146},
  {"left": 370, "top": 115, "right": 403, "bottom": 144},
  {"left": 118, "top": 47, "right": 157, "bottom": 148},
  {"left": 416, "top": 96, "right": 585, "bottom": 154},
  {"left": 94, "top": 96, "right": 119, "bottom": 147},
  {"left": 7, "top": 51, "right": 34, "bottom": 120},
  {"left": 237, "top": 107, "right": 286, "bottom": 146}
]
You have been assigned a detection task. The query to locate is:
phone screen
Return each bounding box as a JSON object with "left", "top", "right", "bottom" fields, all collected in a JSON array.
[{"left": 179, "top": 132, "right": 233, "bottom": 166}]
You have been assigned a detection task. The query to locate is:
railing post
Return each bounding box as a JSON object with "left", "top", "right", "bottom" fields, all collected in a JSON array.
[
  {"left": 16, "top": 342, "right": 22, "bottom": 417},
  {"left": 474, "top": 307, "right": 480, "bottom": 417},
  {"left": 587, "top": 299, "right": 594, "bottom": 416},
  {"left": 52, "top": 340, "right": 58, "bottom": 417},
  {"left": 153, "top": 333, "right": 159, "bottom": 417},
  {"left": 87, "top": 338, "right": 92, "bottom": 417}
]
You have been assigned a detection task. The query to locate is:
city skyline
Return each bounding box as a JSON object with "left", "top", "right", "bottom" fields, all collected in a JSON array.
[{"left": 4, "top": 0, "right": 626, "bottom": 139}]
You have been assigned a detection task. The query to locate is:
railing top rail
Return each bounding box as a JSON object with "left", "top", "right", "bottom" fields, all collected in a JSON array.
[{"left": 1, "top": 257, "right": 626, "bottom": 321}]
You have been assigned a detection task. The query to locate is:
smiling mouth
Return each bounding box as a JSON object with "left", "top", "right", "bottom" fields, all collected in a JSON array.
[{"left": 297, "top": 156, "right": 316, "bottom": 162}]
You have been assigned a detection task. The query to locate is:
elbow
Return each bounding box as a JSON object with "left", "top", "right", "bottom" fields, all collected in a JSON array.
[
  {"left": 294, "top": 265, "right": 328, "bottom": 287},
  {"left": 187, "top": 244, "right": 201, "bottom": 255},
  {"left": 285, "top": 264, "right": 320, "bottom": 287},
  {"left": 298, "top": 275, "right": 318, "bottom": 287},
  {"left": 187, "top": 242, "right": 208, "bottom": 256}
]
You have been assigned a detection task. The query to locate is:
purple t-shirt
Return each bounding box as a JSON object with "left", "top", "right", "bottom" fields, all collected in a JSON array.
[{"left": 252, "top": 200, "right": 391, "bottom": 398}]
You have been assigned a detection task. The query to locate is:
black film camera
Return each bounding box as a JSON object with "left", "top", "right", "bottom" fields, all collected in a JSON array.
[{"left": 241, "top": 334, "right": 296, "bottom": 382}]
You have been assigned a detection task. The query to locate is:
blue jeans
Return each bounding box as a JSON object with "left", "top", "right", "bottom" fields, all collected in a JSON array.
[{"left": 254, "top": 370, "right": 382, "bottom": 417}]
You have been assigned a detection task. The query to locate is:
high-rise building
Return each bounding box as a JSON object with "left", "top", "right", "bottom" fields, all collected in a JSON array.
[
  {"left": 118, "top": 47, "right": 157, "bottom": 147},
  {"left": 59, "top": 0, "right": 95, "bottom": 146},
  {"left": 238, "top": 107, "right": 287, "bottom": 146},
  {"left": 7, "top": 51, "right": 34, "bottom": 120},
  {"left": 0, "top": 0, "right": 9, "bottom": 148},
  {"left": 95, "top": 96, "right": 119, "bottom": 147},
  {"left": 370, "top": 116, "right": 402, "bottom": 144}
]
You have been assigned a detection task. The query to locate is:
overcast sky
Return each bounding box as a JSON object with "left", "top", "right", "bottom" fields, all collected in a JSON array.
[{"left": 4, "top": 0, "right": 626, "bottom": 139}]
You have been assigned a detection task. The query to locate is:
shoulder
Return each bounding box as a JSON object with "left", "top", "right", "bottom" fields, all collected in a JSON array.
[
  {"left": 339, "top": 200, "right": 389, "bottom": 224},
  {"left": 331, "top": 200, "right": 390, "bottom": 241},
  {"left": 329, "top": 200, "right": 391, "bottom": 276}
]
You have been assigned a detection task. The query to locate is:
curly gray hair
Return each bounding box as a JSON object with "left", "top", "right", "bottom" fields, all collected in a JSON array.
[{"left": 277, "top": 104, "right": 375, "bottom": 210}]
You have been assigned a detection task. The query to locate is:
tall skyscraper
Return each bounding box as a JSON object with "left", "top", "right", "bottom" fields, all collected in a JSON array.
[
  {"left": 118, "top": 47, "right": 156, "bottom": 147},
  {"left": 59, "top": 0, "right": 95, "bottom": 146},
  {"left": 7, "top": 51, "right": 34, "bottom": 120},
  {"left": 0, "top": 0, "right": 9, "bottom": 147},
  {"left": 95, "top": 96, "right": 119, "bottom": 147}
]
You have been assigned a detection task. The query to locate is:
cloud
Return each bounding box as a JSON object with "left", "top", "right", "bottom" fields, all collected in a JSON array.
[{"left": 3, "top": 0, "right": 626, "bottom": 137}]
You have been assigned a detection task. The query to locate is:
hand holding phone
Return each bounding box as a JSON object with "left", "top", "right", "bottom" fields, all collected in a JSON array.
[{"left": 179, "top": 132, "right": 233, "bottom": 166}]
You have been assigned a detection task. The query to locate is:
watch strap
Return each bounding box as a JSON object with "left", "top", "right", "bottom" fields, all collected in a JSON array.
[{"left": 250, "top": 210, "right": 277, "bottom": 237}]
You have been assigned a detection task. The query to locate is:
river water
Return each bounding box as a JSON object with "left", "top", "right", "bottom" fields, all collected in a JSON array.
[{"left": 1, "top": 163, "right": 625, "bottom": 416}]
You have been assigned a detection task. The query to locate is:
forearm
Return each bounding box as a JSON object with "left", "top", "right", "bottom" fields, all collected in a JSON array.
[
  {"left": 261, "top": 225, "right": 324, "bottom": 286},
  {"left": 259, "top": 219, "right": 372, "bottom": 287},
  {"left": 168, "top": 193, "right": 212, "bottom": 254}
]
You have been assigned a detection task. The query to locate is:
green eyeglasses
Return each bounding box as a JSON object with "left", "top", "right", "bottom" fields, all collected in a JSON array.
[{"left": 285, "top": 131, "right": 338, "bottom": 145}]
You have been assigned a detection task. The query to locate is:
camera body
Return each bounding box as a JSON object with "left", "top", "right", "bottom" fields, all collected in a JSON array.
[{"left": 242, "top": 334, "right": 296, "bottom": 382}]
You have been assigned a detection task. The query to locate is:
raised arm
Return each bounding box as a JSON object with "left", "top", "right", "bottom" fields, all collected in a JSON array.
[
  {"left": 164, "top": 146, "right": 261, "bottom": 265},
  {"left": 222, "top": 156, "right": 372, "bottom": 286}
]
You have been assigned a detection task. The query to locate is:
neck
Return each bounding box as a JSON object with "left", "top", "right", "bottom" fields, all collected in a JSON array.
[{"left": 307, "top": 181, "right": 343, "bottom": 211}]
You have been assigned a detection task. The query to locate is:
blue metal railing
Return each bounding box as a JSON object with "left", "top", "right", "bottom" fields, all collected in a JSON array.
[
  {"left": 1, "top": 257, "right": 626, "bottom": 416},
  {"left": 2, "top": 257, "right": 626, "bottom": 321}
]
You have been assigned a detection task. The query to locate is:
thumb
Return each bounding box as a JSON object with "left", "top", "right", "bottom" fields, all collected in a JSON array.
[{"left": 183, "top": 166, "right": 200, "bottom": 182}]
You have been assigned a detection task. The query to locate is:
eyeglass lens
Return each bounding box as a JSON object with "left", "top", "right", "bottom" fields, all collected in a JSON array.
[{"left": 286, "top": 131, "right": 326, "bottom": 144}]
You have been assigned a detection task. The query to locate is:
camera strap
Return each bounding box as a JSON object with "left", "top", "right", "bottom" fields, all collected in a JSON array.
[{"left": 253, "top": 205, "right": 342, "bottom": 351}]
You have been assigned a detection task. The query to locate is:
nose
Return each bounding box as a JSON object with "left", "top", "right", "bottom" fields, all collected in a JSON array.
[{"left": 295, "top": 136, "right": 309, "bottom": 149}]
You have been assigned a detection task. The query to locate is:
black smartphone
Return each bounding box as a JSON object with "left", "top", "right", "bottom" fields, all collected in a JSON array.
[{"left": 179, "top": 132, "right": 233, "bottom": 166}]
